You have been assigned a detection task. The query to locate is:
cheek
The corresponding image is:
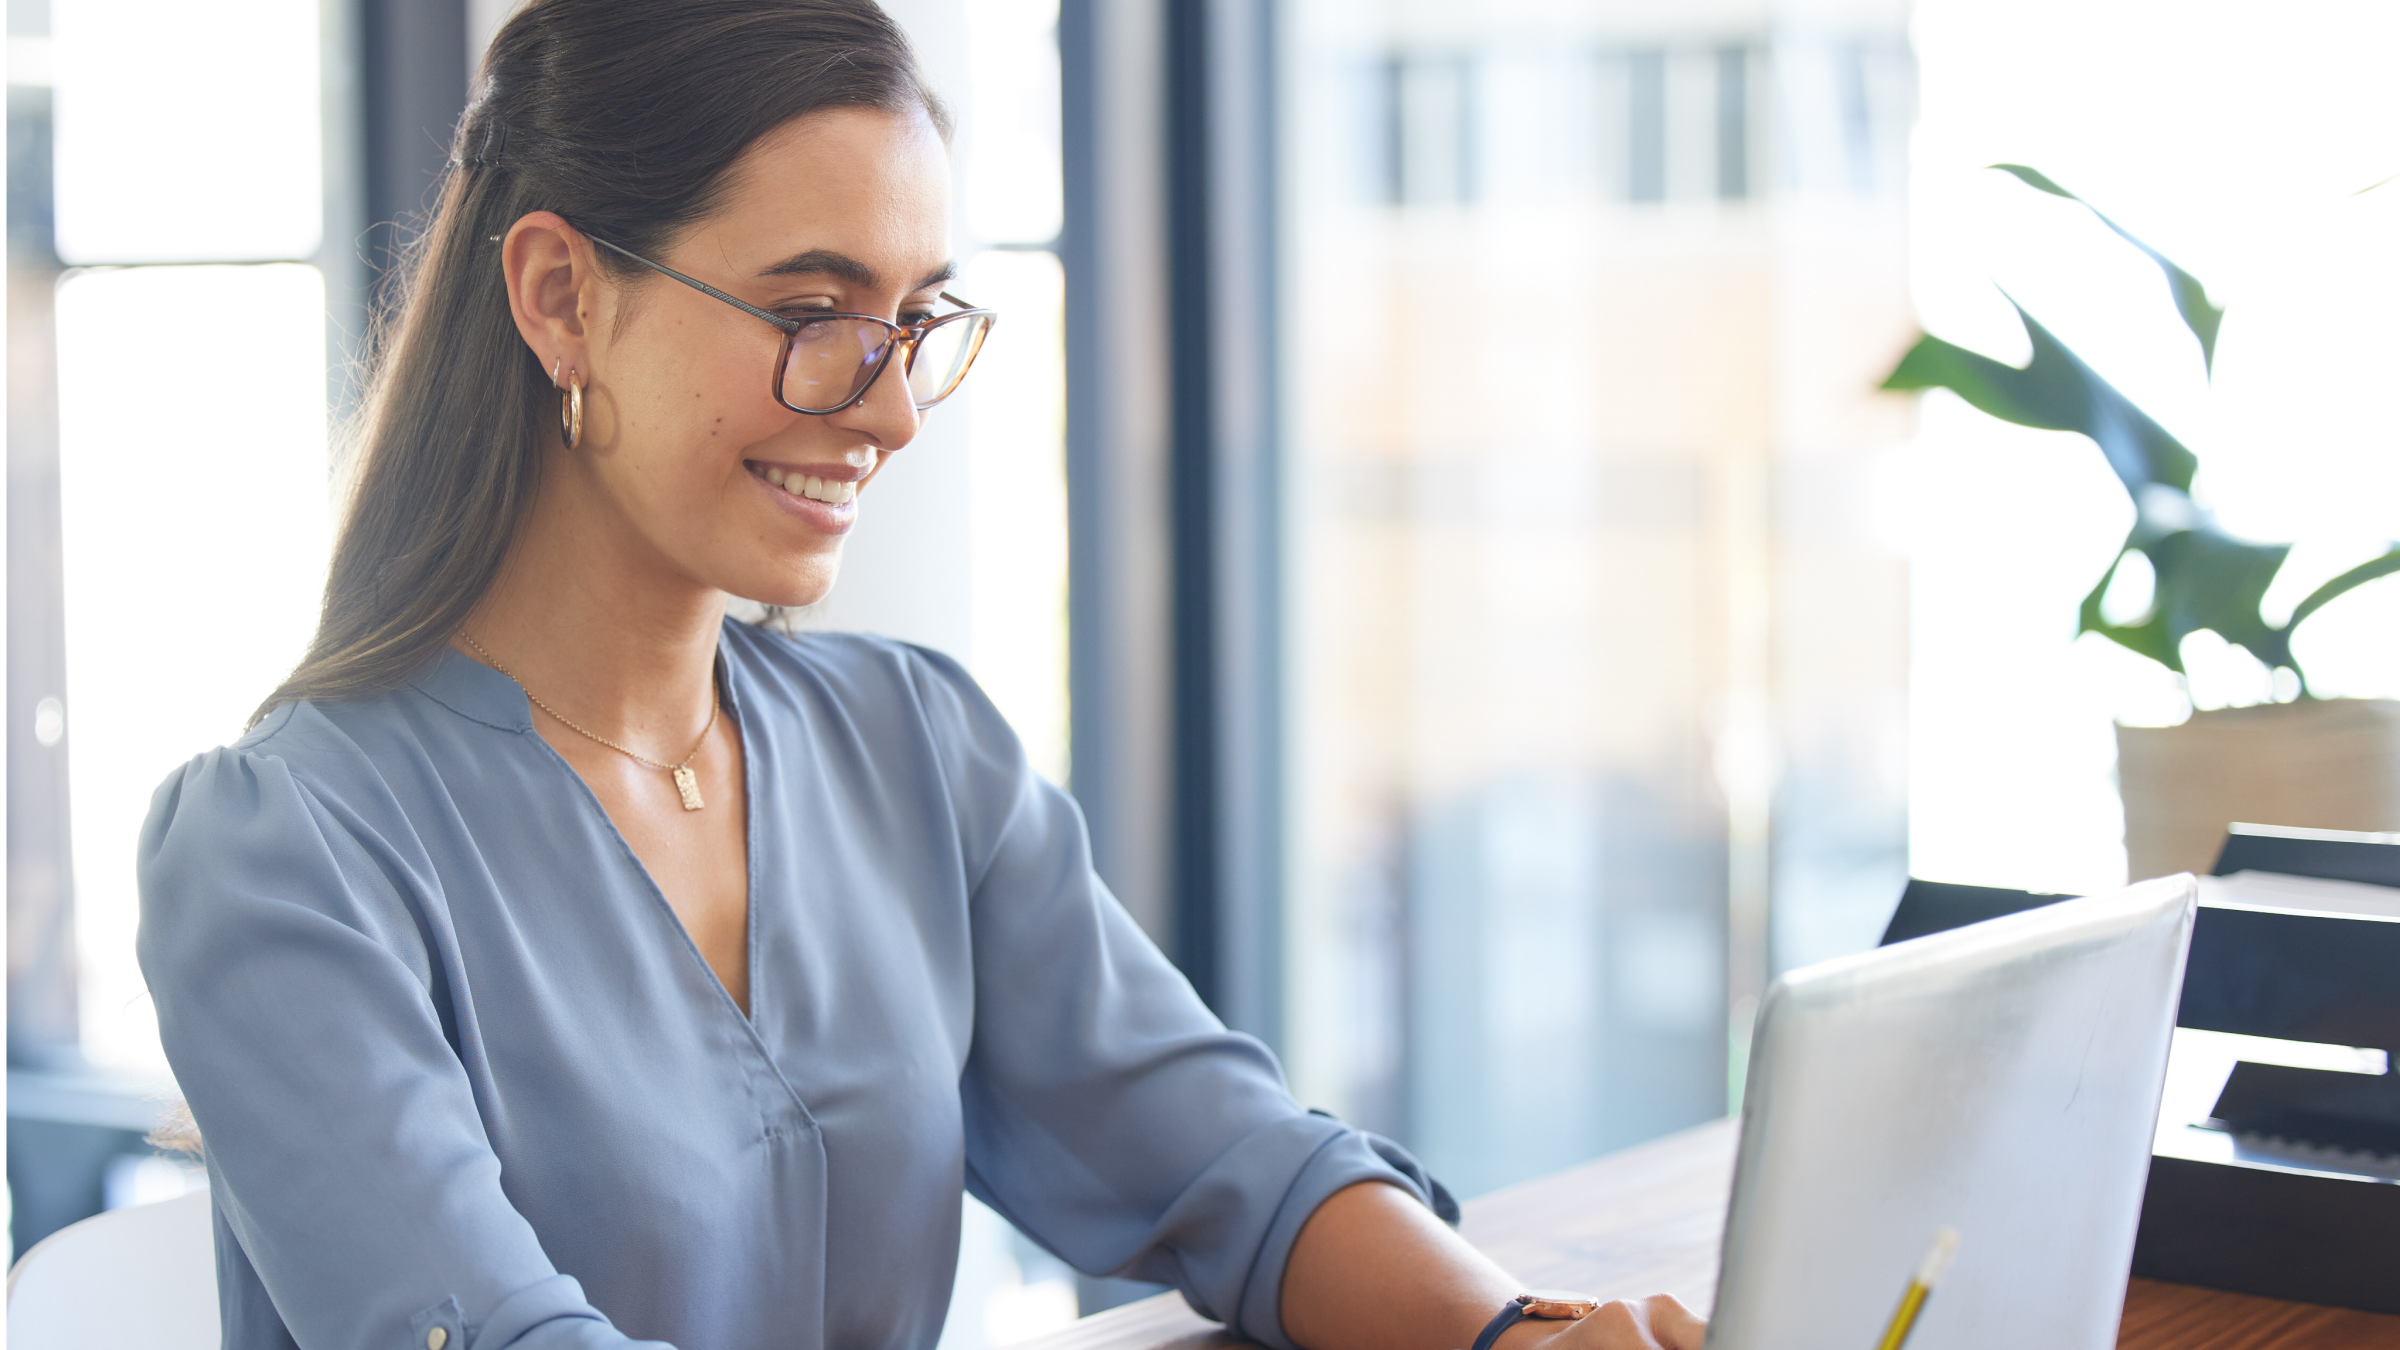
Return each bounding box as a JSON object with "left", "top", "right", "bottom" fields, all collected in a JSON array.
[
  {"left": 621, "top": 330, "right": 790, "bottom": 454},
  {"left": 694, "top": 352, "right": 777, "bottom": 427}
]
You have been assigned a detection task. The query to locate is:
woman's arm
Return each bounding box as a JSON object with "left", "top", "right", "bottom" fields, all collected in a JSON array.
[
  {"left": 912, "top": 645, "right": 1698, "bottom": 1349},
  {"left": 1280, "top": 1182, "right": 1705, "bottom": 1350},
  {"left": 140, "top": 742, "right": 667, "bottom": 1350}
]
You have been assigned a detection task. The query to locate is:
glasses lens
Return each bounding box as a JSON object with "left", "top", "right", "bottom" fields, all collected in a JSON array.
[
  {"left": 905, "top": 312, "right": 993, "bottom": 409},
  {"left": 780, "top": 317, "right": 896, "bottom": 413}
]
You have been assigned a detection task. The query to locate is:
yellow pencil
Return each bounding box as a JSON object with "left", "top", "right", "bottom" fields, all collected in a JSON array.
[{"left": 1872, "top": 1228, "right": 1960, "bottom": 1350}]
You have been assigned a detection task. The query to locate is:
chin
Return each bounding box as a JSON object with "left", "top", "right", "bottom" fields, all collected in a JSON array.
[{"left": 722, "top": 555, "right": 843, "bottom": 611}]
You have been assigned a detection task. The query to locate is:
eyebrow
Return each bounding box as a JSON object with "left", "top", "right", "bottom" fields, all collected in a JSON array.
[{"left": 757, "top": 249, "right": 958, "bottom": 294}]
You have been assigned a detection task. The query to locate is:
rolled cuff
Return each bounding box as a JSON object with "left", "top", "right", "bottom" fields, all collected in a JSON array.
[
  {"left": 1220, "top": 1124, "right": 1436, "bottom": 1350},
  {"left": 477, "top": 1274, "right": 676, "bottom": 1350}
]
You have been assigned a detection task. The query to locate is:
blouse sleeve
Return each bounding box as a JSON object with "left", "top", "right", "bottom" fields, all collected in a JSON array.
[
  {"left": 137, "top": 720, "right": 673, "bottom": 1350},
  {"left": 901, "top": 647, "right": 1440, "bottom": 1350}
]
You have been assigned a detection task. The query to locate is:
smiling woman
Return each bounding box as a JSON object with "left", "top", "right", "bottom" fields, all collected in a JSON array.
[
  {"left": 255, "top": 4, "right": 958, "bottom": 718},
  {"left": 129, "top": 4, "right": 1700, "bottom": 1350}
]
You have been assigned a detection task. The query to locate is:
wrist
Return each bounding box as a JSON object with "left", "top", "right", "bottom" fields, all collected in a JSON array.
[
  {"left": 1492, "top": 1317, "right": 1574, "bottom": 1350},
  {"left": 1469, "top": 1293, "right": 1602, "bottom": 1350}
]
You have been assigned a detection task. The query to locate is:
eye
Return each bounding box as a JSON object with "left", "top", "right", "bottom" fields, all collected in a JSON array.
[
  {"left": 782, "top": 310, "right": 858, "bottom": 341},
  {"left": 900, "top": 308, "right": 937, "bottom": 328}
]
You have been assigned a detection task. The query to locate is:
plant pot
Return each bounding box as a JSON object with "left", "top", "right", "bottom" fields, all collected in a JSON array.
[{"left": 2115, "top": 699, "right": 2400, "bottom": 882}]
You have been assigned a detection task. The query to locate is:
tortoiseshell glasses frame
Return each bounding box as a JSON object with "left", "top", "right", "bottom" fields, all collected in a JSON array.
[{"left": 583, "top": 232, "right": 997, "bottom": 416}]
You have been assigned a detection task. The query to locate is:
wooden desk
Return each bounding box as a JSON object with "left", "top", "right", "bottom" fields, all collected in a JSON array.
[{"left": 1015, "top": 1120, "right": 2400, "bottom": 1350}]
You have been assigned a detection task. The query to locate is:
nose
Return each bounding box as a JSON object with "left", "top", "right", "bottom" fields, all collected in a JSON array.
[{"left": 828, "top": 344, "right": 922, "bottom": 452}]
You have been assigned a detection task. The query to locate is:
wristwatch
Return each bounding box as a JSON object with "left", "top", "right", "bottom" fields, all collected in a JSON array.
[{"left": 1468, "top": 1291, "right": 1602, "bottom": 1350}]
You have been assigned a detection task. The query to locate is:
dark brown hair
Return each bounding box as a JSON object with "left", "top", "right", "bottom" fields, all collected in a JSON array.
[{"left": 255, "top": 0, "right": 949, "bottom": 723}]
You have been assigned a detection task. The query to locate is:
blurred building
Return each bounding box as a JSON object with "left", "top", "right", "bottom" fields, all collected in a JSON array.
[{"left": 1275, "top": 0, "right": 1917, "bottom": 1194}]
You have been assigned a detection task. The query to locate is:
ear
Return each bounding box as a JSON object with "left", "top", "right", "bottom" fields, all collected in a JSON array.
[{"left": 501, "top": 211, "right": 596, "bottom": 384}]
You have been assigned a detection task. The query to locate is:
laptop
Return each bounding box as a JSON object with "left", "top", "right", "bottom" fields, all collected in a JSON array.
[{"left": 1706, "top": 875, "right": 2197, "bottom": 1349}]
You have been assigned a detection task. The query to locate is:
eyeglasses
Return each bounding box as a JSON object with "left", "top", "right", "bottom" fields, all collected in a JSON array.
[{"left": 582, "top": 231, "right": 996, "bottom": 416}]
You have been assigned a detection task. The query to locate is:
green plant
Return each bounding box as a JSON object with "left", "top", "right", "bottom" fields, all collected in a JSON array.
[{"left": 1882, "top": 165, "right": 2400, "bottom": 699}]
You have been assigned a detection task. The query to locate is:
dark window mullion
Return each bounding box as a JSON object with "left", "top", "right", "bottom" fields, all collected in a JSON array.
[{"left": 1165, "top": 0, "right": 1221, "bottom": 1012}]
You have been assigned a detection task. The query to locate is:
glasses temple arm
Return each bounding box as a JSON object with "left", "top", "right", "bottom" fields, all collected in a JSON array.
[
  {"left": 584, "top": 229, "right": 988, "bottom": 336},
  {"left": 585, "top": 232, "right": 802, "bottom": 332}
]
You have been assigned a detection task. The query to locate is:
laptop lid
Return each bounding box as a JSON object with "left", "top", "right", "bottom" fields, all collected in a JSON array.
[{"left": 1706, "top": 875, "right": 2196, "bottom": 1350}]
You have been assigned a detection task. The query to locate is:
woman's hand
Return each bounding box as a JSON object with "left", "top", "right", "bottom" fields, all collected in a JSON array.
[{"left": 1502, "top": 1295, "right": 1706, "bottom": 1350}]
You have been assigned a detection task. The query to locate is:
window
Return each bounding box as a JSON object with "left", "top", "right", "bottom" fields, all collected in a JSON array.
[
  {"left": 40, "top": 0, "right": 333, "bottom": 1075},
  {"left": 1905, "top": 0, "right": 2400, "bottom": 893},
  {"left": 1278, "top": 2, "right": 1916, "bottom": 1196}
]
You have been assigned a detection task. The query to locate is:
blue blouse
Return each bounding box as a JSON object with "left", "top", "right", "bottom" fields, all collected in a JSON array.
[{"left": 138, "top": 622, "right": 1428, "bottom": 1350}]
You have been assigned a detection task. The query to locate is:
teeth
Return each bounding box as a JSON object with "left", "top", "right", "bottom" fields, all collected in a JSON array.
[{"left": 757, "top": 464, "right": 860, "bottom": 505}]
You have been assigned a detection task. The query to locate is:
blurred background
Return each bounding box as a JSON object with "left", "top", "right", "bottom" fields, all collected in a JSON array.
[{"left": 5, "top": 0, "right": 2396, "bottom": 1342}]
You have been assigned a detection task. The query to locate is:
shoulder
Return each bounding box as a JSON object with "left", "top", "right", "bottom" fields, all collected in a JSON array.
[
  {"left": 139, "top": 675, "right": 513, "bottom": 985},
  {"left": 724, "top": 621, "right": 1003, "bottom": 736},
  {"left": 176, "top": 684, "right": 440, "bottom": 817},
  {"left": 153, "top": 698, "right": 366, "bottom": 825},
  {"left": 143, "top": 685, "right": 449, "bottom": 904},
  {"left": 725, "top": 619, "right": 963, "bottom": 686},
  {"left": 139, "top": 703, "right": 410, "bottom": 937},
  {"left": 147, "top": 694, "right": 394, "bottom": 850},
  {"left": 725, "top": 621, "right": 1031, "bottom": 809}
]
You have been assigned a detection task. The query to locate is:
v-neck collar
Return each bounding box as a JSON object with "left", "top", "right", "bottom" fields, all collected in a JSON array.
[
  {"left": 411, "top": 645, "right": 538, "bottom": 733},
  {"left": 413, "top": 625, "right": 758, "bottom": 737},
  {"left": 414, "top": 626, "right": 798, "bottom": 1098}
]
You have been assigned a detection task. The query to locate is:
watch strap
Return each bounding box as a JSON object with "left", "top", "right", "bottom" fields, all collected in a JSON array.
[{"left": 1468, "top": 1300, "right": 1529, "bottom": 1350}]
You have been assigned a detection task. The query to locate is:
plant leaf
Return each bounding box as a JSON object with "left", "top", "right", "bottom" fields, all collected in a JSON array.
[
  {"left": 2077, "top": 529, "right": 2297, "bottom": 676},
  {"left": 2150, "top": 528, "right": 2295, "bottom": 671},
  {"left": 1882, "top": 302, "right": 2199, "bottom": 494},
  {"left": 1991, "top": 164, "right": 2225, "bottom": 376},
  {"left": 2077, "top": 550, "right": 2182, "bottom": 671},
  {"left": 2289, "top": 546, "right": 2400, "bottom": 632}
]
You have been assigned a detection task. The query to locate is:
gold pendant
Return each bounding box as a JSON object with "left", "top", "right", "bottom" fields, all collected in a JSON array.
[{"left": 673, "top": 765, "right": 705, "bottom": 811}]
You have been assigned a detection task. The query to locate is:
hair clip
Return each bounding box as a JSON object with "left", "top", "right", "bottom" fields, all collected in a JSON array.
[{"left": 458, "top": 120, "right": 510, "bottom": 171}]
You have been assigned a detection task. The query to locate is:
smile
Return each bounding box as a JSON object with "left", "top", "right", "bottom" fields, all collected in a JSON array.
[{"left": 751, "top": 463, "right": 859, "bottom": 505}]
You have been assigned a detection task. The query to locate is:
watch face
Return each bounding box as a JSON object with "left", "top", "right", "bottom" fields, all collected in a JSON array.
[{"left": 1520, "top": 1291, "right": 1601, "bottom": 1319}]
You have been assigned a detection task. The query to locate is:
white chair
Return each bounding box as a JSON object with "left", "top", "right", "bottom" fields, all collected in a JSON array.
[{"left": 6, "top": 1189, "right": 220, "bottom": 1350}]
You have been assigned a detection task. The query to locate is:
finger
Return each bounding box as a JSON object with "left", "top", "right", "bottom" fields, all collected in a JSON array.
[
  {"left": 1636, "top": 1294, "right": 1708, "bottom": 1350},
  {"left": 1564, "top": 1300, "right": 1663, "bottom": 1350}
]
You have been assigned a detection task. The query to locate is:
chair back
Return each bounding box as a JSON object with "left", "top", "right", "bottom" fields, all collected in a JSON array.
[{"left": 6, "top": 1189, "right": 218, "bottom": 1350}]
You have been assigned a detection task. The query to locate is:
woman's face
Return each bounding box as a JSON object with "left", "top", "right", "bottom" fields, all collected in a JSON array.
[{"left": 515, "top": 105, "right": 955, "bottom": 608}]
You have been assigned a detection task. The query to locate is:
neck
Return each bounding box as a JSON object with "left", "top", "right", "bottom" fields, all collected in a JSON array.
[{"left": 460, "top": 468, "right": 728, "bottom": 744}]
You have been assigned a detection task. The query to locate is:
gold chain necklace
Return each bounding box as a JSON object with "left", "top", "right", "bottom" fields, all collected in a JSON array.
[{"left": 458, "top": 630, "right": 718, "bottom": 811}]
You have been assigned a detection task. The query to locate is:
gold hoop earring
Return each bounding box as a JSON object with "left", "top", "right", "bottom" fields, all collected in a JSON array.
[{"left": 560, "top": 371, "right": 584, "bottom": 450}]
